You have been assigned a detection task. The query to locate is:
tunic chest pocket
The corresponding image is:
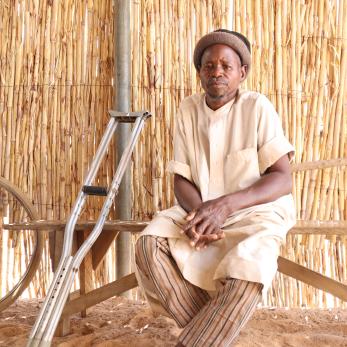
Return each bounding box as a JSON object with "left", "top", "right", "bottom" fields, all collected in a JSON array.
[{"left": 224, "top": 147, "right": 260, "bottom": 194}]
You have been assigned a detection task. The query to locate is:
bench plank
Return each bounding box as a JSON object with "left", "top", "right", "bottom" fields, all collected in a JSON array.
[{"left": 3, "top": 220, "right": 347, "bottom": 235}]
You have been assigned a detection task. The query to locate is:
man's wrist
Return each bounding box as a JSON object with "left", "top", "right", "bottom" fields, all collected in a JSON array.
[
  {"left": 222, "top": 193, "right": 240, "bottom": 216},
  {"left": 178, "top": 199, "right": 202, "bottom": 214}
]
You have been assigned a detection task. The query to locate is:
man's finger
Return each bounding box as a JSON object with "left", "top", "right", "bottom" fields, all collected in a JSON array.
[
  {"left": 195, "top": 239, "right": 206, "bottom": 250},
  {"left": 195, "top": 236, "right": 207, "bottom": 251},
  {"left": 184, "top": 213, "right": 204, "bottom": 231},
  {"left": 185, "top": 225, "right": 199, "bottom": 245},
  {"left": 185, "top": 210, "right": 196, "bottom": 221},
  {"left": 201, "top": 224, "right": 217, "bottom": 236},
  {"left": 199, "top": 232, "right": 225, "bottom": 243},
  {"left": 195, "top": 231, "right": 225, "bottom": 250},
  {"left": 194, "top": 219, "right": 211, "bottom": 236}
]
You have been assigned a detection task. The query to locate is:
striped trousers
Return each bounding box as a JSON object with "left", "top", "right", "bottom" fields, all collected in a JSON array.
[{"left": 135, "top": 235, "right": 263, "bottom": 347}]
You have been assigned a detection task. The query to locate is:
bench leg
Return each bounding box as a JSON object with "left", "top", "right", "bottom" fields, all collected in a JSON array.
[
  {"left": 277, "top": 256, "right": 347, "bottom": 301},
  {"left": 55, "top": 315, "right": 71, "bottom": 337},
  {"left": 77, "top": 229, "right": 95, "bottom": 317}
]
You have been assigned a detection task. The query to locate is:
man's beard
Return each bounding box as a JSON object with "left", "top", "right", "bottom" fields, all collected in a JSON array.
[{"left": 208, "top": 92, "right": 226, "bottom": 99}]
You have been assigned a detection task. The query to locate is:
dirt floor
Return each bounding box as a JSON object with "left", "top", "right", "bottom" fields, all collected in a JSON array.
[{"left": 0, "top": 297, "right": 346, "bottom": 347}]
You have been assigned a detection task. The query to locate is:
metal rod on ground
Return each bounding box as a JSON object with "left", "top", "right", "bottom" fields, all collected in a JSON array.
[{"left": 114, "top": 0, "right": 132, "bottom": 290}]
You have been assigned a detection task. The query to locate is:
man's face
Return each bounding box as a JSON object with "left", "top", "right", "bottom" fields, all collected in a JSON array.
[{"left": 198, "top": 44, "right": 247, "bottom": 106}]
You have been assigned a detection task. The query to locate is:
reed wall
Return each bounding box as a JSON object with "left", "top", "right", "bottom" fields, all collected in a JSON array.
[
  {"left": 0, "top": 0, "right": 116, "bottom": 297},
  {"left": 0, "top": 0, "right": 346, "bottom": 308}
]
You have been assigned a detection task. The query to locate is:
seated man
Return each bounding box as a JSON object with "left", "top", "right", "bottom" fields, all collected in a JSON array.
[{"left": 135, "top": 29, "right": 296, "bottom": 347}]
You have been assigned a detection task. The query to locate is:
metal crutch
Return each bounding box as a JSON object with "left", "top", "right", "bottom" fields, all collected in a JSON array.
[{"left": 27, "top": 110, "right": 151, "bottom": 347}]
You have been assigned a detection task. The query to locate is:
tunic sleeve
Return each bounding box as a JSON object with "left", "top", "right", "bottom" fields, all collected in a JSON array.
[
  {"left": 167, "top": 108, "right": 193, "bottom": 182},
  {"left": 257, "top": 95, "right": 295, "bottom": 174}
]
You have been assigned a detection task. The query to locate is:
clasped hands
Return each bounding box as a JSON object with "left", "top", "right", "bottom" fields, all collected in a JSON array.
[{"left": 179, "top": 197, "right": 231, "bottom": 250}]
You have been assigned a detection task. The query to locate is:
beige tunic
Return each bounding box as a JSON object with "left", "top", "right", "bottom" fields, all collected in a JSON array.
[{"left": 140, "top": 89, "right": 296, "bottom": 292}]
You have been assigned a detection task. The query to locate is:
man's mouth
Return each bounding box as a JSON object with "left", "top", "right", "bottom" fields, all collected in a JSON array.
[{"left": 208, "top": 80, "right": 227, "bottom": 86}]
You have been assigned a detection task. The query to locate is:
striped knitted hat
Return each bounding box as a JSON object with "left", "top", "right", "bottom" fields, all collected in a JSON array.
[{"left": 193, "top": 29, "right": 251, "bottom": 74}]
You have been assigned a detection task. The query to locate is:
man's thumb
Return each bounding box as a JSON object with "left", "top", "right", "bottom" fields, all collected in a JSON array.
[{"left": 186, "top": 210, "right": 196, "bottom": 221}]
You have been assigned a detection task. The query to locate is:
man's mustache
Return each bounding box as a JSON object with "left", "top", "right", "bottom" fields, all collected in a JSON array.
[{"left": 207, "top": 78, "right": 228, "bottom": 86}]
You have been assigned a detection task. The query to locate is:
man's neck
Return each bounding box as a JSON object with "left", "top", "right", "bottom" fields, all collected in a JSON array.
[{"left": 205, "top": 90, "right": 238, "bottom": 110}]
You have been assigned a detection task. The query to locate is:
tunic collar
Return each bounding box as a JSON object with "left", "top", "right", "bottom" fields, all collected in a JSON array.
[{"left": 202, "top": 91, "right": 237, "bottom": 121}]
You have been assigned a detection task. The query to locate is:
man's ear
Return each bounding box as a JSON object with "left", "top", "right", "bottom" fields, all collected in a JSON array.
[
  {"left": 196, "top": 67, "right": 201, "bottom": 80},
  {"left": 240, "top": 65, "right": 248, "bottom": 81}
]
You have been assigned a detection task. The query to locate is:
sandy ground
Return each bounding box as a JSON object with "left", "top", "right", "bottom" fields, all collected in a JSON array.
[{"left": 0, "top": 297, "right": 346, "bottom": 347}]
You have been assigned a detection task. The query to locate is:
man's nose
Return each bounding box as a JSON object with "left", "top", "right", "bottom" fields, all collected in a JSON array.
[{"left": 210, "top": 64, "right": 224, "bottom": 77}]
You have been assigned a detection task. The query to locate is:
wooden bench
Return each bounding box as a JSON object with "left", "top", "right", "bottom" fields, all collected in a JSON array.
[{"left": 4, "top": 219, "right": 347, "bottom": 322}]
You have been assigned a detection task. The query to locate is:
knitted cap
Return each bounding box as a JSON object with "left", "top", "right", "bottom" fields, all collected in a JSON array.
[{"left": 193, "top": 29, "right": 251, "bottom": 73}]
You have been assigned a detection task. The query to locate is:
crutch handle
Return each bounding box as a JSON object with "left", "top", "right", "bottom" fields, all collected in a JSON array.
[{"left": 82, "top": 185, "right": 108, "bottom": 196}]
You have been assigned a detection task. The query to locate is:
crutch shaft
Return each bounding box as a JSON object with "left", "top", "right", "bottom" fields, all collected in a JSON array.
[{"left": 61, "top": 117, "right": 118, "bottom": 258}]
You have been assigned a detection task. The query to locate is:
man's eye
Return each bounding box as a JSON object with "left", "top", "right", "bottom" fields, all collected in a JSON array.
[
  {"left": 204, "top": 64, "right": 213, "bottom": 70},
  {"left": 223, "top": 65, "right": 232, "bottom": 70}
]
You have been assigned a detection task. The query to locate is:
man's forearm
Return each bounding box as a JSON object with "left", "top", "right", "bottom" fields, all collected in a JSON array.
[
  {"left": 223, "top": 170, "right": 292, "bottom": 215},
  {"left": 174, "top": 174, "right": 202, "bottom": 213}
]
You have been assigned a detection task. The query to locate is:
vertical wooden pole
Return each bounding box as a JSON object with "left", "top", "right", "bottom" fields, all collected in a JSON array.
[{"left": 114, "top": 0, "right": 132, "bottom": 289}]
